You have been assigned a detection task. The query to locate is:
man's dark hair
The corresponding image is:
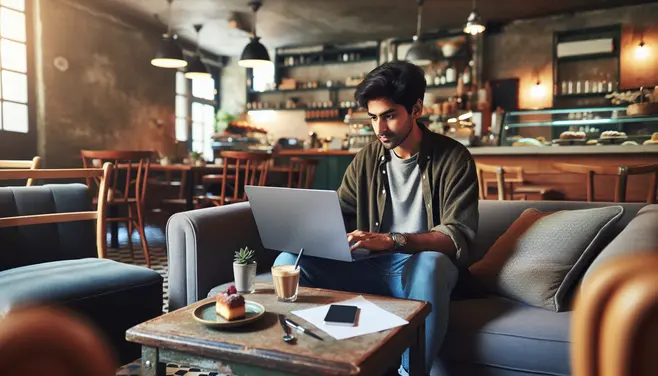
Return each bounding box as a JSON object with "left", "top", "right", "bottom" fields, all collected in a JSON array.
[{"left": 354, "top": 60, "right": 426, "bottom": 114}]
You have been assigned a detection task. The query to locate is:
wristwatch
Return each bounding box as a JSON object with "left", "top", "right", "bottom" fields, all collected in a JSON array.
[{"left": 389, "top": 232, "right": 408, "bottom": 251}]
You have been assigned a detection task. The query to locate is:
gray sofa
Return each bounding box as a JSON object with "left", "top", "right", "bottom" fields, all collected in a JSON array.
[
  {"left": 0, "top": 184, "right": 164, "bottom": 364},
  {"left": 166, "top": 200, "right": 658, "bottom": 376}
]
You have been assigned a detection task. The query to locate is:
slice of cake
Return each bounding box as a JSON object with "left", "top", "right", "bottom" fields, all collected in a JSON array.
[{"left": 216, "top": 285, "right": 246, "bottom": 321}]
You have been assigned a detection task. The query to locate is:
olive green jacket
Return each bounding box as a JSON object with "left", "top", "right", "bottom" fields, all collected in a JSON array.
[{"left": 337, "top": 123, "right": 479, "bottom": 268}]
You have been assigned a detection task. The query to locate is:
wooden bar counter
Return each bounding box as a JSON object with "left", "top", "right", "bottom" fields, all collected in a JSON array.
[
  {"left": 276, "top": 145, "right": 658, "bottom": 202},
  {"left": 470, "top": 145, "right": 658, "bottom": 202}
]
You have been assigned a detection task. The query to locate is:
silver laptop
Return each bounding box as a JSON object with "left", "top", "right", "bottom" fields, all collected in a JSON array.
[{"left": 244, "top": 185, "right": 386, "bottom": 262}]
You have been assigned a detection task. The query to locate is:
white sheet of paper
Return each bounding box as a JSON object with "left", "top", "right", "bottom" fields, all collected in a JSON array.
[{"left": 291, "top": 295, "right": 409, "bottom": 340}]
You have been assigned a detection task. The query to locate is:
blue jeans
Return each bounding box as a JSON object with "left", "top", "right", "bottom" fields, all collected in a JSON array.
[{"left": 273, "top": 251, "right": 458, "bottom": 375}]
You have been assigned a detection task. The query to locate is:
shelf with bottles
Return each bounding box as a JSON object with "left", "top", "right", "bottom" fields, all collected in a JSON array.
[
  {"left": 246, "top": 98, "right": 360, "bottom": 113},
  {"left": 556, "top": 79, "right": 617, "bottom": 97},
  {"left": 249, "top": 84, "right": 358, "bottom": 95},
  {"left": 275, "top": 42, "right": 380, "bottom": 68},
  {"left": 305, "top": 107, "right": 358, "bottom": 123}
]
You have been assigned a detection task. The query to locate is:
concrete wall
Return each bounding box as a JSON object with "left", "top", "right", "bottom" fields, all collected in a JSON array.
[
  {"left": 36, "top": 0, "right": 177, "bottom": 167},
  {"left": 485, "top": 3, "right": 658, "bottom": 110}
]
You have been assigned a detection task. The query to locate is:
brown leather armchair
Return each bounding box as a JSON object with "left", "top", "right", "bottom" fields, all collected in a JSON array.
[{"left": 572, "top": 253, "right": 658, "bottom": 376}]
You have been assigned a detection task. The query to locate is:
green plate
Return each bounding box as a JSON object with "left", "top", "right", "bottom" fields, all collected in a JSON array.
[{"left": 193, "top": 300, "right": 265, "bottom": 328}]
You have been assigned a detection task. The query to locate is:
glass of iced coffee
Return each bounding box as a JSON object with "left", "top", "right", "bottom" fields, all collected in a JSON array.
[{"left": 271, "top": 265, "right": 300, "bottom": 302}]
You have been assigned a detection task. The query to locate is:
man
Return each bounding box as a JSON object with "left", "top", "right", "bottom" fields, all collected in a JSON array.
[{"left": 273, "top": 60, "right": 479, "bottom": 376}]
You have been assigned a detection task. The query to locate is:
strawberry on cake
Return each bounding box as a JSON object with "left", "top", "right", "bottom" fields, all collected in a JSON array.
[{"left": 216, "top": 285, "right": 246, "bottom": 321}]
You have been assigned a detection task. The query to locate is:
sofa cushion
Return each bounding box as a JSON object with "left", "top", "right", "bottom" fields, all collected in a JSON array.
[
  {"left": 469, "top": 206, "right": 623, "bottom": 311},
  {"left": 0, "top": 258, "right": 164, "bottom": 364},
  {"left": 583, "top": 204, "right": 658, "bottom": 285},
  {"left": 208, "top": 272, "right": 273, "bottom": 298},
  {"left": 0, "top": 258, "right": 162, "bottom": 312},
  {"left": 439, "top": 297, "right": 571, "bottom": 376}
]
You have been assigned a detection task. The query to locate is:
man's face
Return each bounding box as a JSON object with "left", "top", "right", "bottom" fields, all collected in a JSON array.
[{"left": 367, "top": 98, "right": 416, "bottom": 149}]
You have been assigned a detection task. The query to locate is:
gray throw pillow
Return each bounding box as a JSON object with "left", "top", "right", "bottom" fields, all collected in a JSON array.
[{"left": 470, "top": 206, "right": 624, "bottom": 312}]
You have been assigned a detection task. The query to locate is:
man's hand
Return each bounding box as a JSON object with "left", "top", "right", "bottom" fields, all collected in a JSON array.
[{"left": 347, "top": 230, "right": 394, "bottom": 252}]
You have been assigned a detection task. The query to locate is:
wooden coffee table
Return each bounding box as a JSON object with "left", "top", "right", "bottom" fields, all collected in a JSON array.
[{"left": 126, "top": 283, "right": 431, "bottom": 376}]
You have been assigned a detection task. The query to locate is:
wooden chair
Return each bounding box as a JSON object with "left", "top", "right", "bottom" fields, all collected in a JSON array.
[
  {"left": 0, "top": 156, "right": 41, "bottom": 186},
  {"left": 572, "top": 253, "right": 658, "bottom": 376},
  {"left": 287, "top": 157, "right": 319, "bottom": 189},
  {"left": 81, "top": 150, "right": 153, "bottom": 267},
  {"left": 0, "top": 163, "right": 112, "bottom": 259},
  {"left": 476, "top": 163, "right": 558, "bottom": 200},
  {"left": 201, "top": 151, "right": 272, "bottom": 206},
  {"left": 553, "top": 162, "right": 658, "bottom": 203},
  {"left": 0, "top": 306, "right": 117, "bottom": 376}
]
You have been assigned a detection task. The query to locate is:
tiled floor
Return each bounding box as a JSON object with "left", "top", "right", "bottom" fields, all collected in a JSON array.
[{"left": 108, "top": 223, "right": 228, "bottom": 376}]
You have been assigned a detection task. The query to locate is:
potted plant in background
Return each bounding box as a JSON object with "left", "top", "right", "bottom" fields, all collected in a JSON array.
[
  {"left": 233, "top": 246, "right": 257, "bottom": 294},
  {"left": 188, "top": 151, "right": 205, "bottom": 167},
  {"left": 214, "top": 110, "right": 237, "bottom": 136}
]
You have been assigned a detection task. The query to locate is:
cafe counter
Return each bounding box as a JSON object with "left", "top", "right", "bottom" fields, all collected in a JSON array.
[{"left": 280, "top": 144, "right": 658, "bottom": 201}]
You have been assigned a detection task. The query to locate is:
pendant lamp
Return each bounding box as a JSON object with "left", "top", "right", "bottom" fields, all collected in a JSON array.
[
  {"left": 463, "top": 0, "right": 485, "bottom": 35},
  {"left": 185, "top": 24, "right": 212, "bottom": 80},
  {"left": 238, "top": 1, "right": 272, "bottom": 68},
  {"left": 405, "top": 0, "right": 438, "bottom": 66},
  {"left": 152, "top": 0, "right": 187, "bottom": 68}
]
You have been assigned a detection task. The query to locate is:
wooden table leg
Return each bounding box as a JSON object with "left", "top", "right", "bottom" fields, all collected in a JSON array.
[
  {"left": 141, "top": 346, "right": 166, "bottom": 376},
  {"left": 408, "top": 322, "right": 426, "bottom": 376}
]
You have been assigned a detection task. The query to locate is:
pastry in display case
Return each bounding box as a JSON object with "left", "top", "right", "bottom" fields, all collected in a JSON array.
[{"left": 499, "top": 106, "right": 658, "bottom": 147}]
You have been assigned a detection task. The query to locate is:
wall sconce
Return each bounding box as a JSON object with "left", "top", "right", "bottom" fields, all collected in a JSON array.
[
  {"left": 531, "top": 80, "right": 545, "bottom": 99},
  {"left": 635, "top": 41, "right": 649, "bottom": 60},
  {"left": 635, "top": 29, "right": 649, "bottom": 60}
]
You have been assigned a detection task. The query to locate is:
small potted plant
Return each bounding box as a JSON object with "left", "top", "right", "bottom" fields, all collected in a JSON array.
[
  {"left": 233, "top": 246, "right": 257, "bottom": 294},
  {"left": 189, "top": 151, "right": 205, "bottom": 167}
]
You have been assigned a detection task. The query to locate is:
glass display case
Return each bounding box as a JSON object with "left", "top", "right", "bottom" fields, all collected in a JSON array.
[{"left": 499, "top": 106, "right": 658, "bottom": 147}]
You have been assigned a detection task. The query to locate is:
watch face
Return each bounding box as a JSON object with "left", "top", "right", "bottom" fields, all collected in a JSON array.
[{"left": 394, "top": 233, "right": 406, "bottom": 246}]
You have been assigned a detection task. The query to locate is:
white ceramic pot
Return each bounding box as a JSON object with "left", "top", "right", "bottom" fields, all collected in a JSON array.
[{"left": 233, "top": 262, "right": 257, "bottom": 294}]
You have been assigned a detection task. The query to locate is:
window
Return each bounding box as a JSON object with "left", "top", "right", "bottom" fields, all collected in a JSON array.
[
  {"left": 0, "top": 0, "right": 28, "bottom": 133},
  {"left": 251, "top": 63, "right": 275, "bottom": 92},
  {"left": 175, "top": 71, "right": 217, "bottom": 161}
]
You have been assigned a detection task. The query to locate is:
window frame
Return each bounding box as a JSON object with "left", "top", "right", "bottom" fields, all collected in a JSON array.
[
  {"left": 0, "top": 0, "right": 31, "bottom": 136},
  {"left": 175, "top": 67, "right": 220, "bottom": 161}
]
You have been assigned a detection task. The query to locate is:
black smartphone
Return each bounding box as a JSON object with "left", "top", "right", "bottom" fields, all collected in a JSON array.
[{"left": 323, "top": 304, "right": 359, "bottom": 326}]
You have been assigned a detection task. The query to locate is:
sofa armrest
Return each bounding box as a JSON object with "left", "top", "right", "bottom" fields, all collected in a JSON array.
[{"left": 166, "top": 202, "right": 277, "bottom": 311}]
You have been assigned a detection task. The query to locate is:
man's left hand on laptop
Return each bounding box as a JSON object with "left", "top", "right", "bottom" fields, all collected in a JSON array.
[{"left": 347, "top": 230, "right": 394, "bottom": 252}]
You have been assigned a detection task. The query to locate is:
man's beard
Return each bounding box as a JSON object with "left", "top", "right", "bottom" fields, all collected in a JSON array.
[{"left": 378, "top": 121, "right": 414, "bottom": 149}]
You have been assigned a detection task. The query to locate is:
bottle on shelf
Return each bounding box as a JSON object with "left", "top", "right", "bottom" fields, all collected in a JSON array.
[
  {"left": 463, "top": 66, "right": 471, "bottom": 85},
  {"left": 445, "top": 64, "right": 456, "bottom": 83}
]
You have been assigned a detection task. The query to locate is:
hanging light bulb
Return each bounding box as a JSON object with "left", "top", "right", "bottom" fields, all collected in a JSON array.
[
  {"left": 152, "top": 0, "right": 187, "bottom": 68},
  {"left": 405, "top": 0, "right": 439, "bottom": 66},
  {"left": 463, "top": 0, "right": 485, "bottom": 35},
  {"left": 238, "top": 1, "right": 272, "bottom": 68},
  {"left": 185, "top": 24, "right": 211, "bottom": 80}
]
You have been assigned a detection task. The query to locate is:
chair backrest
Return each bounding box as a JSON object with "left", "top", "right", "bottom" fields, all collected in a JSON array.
[
  {"left": 0, "top": 156, "right": 41, "bottom": 186},
  {"left": 81, "top": 150, "right": 152, "bottom": 204},
  {"left": 287, "top": 157, "right": 319, "bottom": 189},
  {"left": 217, "top": 151, "right": 272, "bottom": 205},
  {"left": 553, "top": 162, "right": 658, "bottom": 203},
  {"left": 475, "top": 163, "right": 525, "bottom": 200},
  {"left": 0, "top": 164, "right": 112, "bottom": 262},
  {"left": 572, "top": 253, "right": 658, "bottom": 376}
]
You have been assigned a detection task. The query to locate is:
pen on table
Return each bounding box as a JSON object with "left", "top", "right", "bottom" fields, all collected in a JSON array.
[{"left": 285, "top": 317, "right": 323, "bottom": 341}]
